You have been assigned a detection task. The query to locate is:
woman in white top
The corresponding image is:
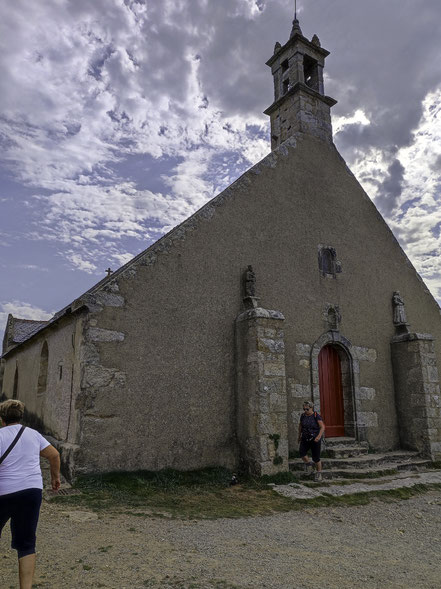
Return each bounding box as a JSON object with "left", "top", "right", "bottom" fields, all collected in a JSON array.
[{"left": 0, "top": 400, "right": 60, "bottom": 589}]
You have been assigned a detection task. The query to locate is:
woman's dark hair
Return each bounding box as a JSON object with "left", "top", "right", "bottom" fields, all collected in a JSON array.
[{"left": 0, "top": 400, "right": 25, "bottom": 424}]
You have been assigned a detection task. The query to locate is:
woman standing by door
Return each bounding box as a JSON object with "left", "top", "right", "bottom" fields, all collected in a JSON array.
[{"left": 0, "top": 400, "right": 60, "bottom": 589}]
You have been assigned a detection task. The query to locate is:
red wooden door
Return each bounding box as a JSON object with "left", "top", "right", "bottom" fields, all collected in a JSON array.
[{"left": 318, "top": 345, "right": 345, "bottom": 437}]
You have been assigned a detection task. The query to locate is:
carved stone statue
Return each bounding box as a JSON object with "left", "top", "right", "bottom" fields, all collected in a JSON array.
[
  {"left": 392, "top": 291, "right": 407, "bottom": 325},
  {"left": 327, "top": 306, "right": 341, "bottom": 330},
  {"left": 243, "top": 265, "right": 259, "bottom": 309},
  {"left": 245, "top": 265, "right": 256, "bottom": 297}
]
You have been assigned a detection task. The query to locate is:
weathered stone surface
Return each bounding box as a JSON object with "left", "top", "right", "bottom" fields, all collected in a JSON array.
[
  {"left": 87, "top": 328, "right": 125, "bottom": 342},
  {"left": 357, "top": 412, "right": 378, "bottom": 428},
  {"left": 264, "top": 362, "right": 286, "bottom": 377},
  {"left": 358, "top": 387, "right": 376, "bottom": 400},
  {"left": 95, "top": 292, "right": 125, "bottom": 307},
  {"left": 289, "top": 381, "right": 310, "bottom": 398},
  {"left": 352, "top": 346, "right": 377, "bottom": 362},
  {"left": 236, "top": 311, "right": 289, "bottom": 475},
  {"left": 296, "top": 343, "right": 311, "bottom": 357},
  {"left": 82, "top": 365, "right": 126, "bottom": 390},
  {"left": 391, "top": 332, "right": 441, "bottom": 458}
]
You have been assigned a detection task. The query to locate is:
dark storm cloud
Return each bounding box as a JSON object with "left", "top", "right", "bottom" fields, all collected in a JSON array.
[
  {"left": 0, "top": 0, "right": 440, "bottom": 321},
  {"left": 376, "top": 158, "right": 406, "bottom": 214}
]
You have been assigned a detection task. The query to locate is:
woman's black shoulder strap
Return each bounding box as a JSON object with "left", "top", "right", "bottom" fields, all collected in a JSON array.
[{"left": 0, "top": 426, "right": 26, "bottom": 465}]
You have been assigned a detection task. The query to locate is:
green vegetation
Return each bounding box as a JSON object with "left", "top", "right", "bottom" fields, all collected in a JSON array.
[
  {"left": 51, "top": 467, "right": 296, "bottom": 518},
  {"left": 50, "top": 466, "right": 441, "bottom": 519}
]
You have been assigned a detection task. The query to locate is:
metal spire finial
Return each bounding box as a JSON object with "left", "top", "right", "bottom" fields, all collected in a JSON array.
[{"left": 290, "top": 0, "right": 302, "bottom": 38}]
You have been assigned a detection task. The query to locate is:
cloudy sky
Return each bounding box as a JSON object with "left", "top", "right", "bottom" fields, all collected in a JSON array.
[{"left": 1, "top": 0, "right": 441, "bottom": 341}]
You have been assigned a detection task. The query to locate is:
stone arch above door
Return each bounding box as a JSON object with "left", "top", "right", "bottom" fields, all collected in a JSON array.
[{"left": 310, "top": 331, "right": 360, "bottom": 439}]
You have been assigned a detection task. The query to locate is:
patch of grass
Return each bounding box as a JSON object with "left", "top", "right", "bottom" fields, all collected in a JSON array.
[
  {"left": 50, "top": 465, "right": 441, "bottom": 520},
  {"left": 429, "top": 461, "right": 441, "bottom": 470},
  {"left": 258, "top": 471, "right": 300, "bottom": 486},
  {"left": 51, "top": 467, "right": 296, "bottom": 519}
]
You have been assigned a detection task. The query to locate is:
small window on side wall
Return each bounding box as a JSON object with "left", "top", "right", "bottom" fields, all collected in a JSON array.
[
  {"left": 37, "top": 341, "right": 49, "bottom": 394},
  {"left": 13, "top": 366, "right": 19, "bottom": 400},
  {"left": 318, "top": 246, "right": 342, "bottom": 278}
]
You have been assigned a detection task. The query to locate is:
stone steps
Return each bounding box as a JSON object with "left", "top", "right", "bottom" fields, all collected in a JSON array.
[
  {"left": 324, "top": 437, "right": 367, "bottom": 447},
  {"left": 324, "top": 445, "right": 369, "bottom": 458},
  {"left": 289, "top": 445, "right": 430, "bottom": 482},
  {"left": 271, "top": 470, "right": 441, "bottom": 501},
  {"left": 310, "top": 459, "right": 431, "bottom": 480},
  {"left": 280, "top": 441, "right": 440, "bottom": 501},
  {"left": 322, "top": 450, "right": 422, "bottom": 469},
  {"left": 322, "top": 437, "right": 369, "bottom": 458}
]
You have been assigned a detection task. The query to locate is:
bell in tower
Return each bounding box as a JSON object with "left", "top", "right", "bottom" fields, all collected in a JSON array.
[{"left": 264, "top": 15, "right": 337, "bottom": 150}]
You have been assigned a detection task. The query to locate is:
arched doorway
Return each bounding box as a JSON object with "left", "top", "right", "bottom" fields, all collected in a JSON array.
[{"left": 318, "top": 345, "right": 345, "bottom": 437}]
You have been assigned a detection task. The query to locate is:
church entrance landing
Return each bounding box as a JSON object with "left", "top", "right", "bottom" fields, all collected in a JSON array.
[{"left": 318, "top": 345, "right": 345, "bottom": 437}]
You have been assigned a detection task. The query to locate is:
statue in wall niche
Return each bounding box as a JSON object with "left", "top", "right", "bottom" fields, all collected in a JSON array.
[
  {"left": 327, "top": 306, "right": 341, "bottom": 330},
  {"left": 245, "top": 265, "right": 256, "bottom": 297},
  {"left": 392, "top": 291, "right": 407, "bottom": 324},
  {"left": 243, "top": 265, "right": 260, "bottom": 309},
  {"left": 392, "top": 291, "right": 410, "bottom": 334}
]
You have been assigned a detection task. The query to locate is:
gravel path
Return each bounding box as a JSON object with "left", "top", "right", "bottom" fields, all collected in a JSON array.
[{"left": 1, "top": 490, "right": 441, "bottom": 588}]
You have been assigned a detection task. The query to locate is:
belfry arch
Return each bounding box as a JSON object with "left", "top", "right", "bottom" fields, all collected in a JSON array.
[{"left": 310, "top": 332, "right": 359, "bottom": 439}]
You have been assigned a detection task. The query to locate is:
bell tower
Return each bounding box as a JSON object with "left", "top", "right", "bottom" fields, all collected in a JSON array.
[{"left": 264, "top": 15, "right": 337, "bottom": 149}]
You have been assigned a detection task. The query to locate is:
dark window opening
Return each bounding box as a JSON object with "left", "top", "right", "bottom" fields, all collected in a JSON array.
[
  {"left": 37, "top": 341, "right": 49, "bottom": 394},
  {"left": 13, "top": 367, "right": 18, "bottom": 400},
  {"left": 303, "top": 55, "right": 319, "bottom": 91},
  {"left": 318, "top": 247, "right": 342, "bottom": 278},
  {"left": 282, "top": 79, "right": 289, "bottom": 95},
  {"left": 281, "top": 59, "right": 289, "bottom": 73},
  {"left": 58, "top": 363, "right": 63, "bottom": 381}
]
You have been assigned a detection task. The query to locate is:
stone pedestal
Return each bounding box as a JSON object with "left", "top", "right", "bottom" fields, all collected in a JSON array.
[
  {"left": 391, "top": 333, "right": 441, "bottom": 460},
  {"left": 235, "top": 307, "right": 289, "bottom": 475}
]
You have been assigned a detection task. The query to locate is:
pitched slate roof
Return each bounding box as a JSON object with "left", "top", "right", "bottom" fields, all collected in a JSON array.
[{"left": 11, "top": 318, "right": 49, "bottom": 344}]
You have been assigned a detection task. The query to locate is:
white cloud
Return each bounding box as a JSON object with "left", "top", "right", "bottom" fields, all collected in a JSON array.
[
  {"left": 1, "top": 0, "right": 441, "bottom": 307},
  {"left": 0, "top": 0, "right": 270, "bottom": 270}
]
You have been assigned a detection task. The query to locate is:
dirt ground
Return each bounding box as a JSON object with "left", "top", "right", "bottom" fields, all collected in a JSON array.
[{"left": 1, "top": 490, "right": 441, "bottom": 589}]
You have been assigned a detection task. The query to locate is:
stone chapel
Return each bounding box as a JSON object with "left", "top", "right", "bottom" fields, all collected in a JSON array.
[{"left": 1, "top": 15, "right": 441, "bottom": 479}]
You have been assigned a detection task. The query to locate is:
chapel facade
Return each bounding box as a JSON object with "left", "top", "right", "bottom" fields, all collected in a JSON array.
[{"left": 1, "top": 15, "right": 441, "bottom": 479}]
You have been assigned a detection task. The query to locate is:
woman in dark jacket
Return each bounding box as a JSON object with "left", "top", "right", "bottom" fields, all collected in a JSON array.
[{"left": 0, "top": 400, "right": 60, "bottom": 589}]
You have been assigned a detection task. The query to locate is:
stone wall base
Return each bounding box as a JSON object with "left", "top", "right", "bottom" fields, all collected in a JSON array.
[
  {"left": 391, "top": 333, "right": 441, "bottom": 460},
  {"left": 235, "top": 307, "right": 289, "bottom": 475}
]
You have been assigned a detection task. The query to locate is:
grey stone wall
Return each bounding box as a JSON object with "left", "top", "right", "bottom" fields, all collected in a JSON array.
[
  {"left": 0, "top": 315, "right": 83, "bottom": 443},
  {"left": 235, "top": 308, "right": 289, "bottom": 475},
  {"left": 61, "top": 135, "right": 441, "bottom": 471},
  {"left": 3, "top": 134, "right": 441, "bottom": 476},
  {"left": 391, "top": 333, "right": 441, "bottom": 459},
  {"left": 269, "top": 86, "right": 334, "bottom": 147}
]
